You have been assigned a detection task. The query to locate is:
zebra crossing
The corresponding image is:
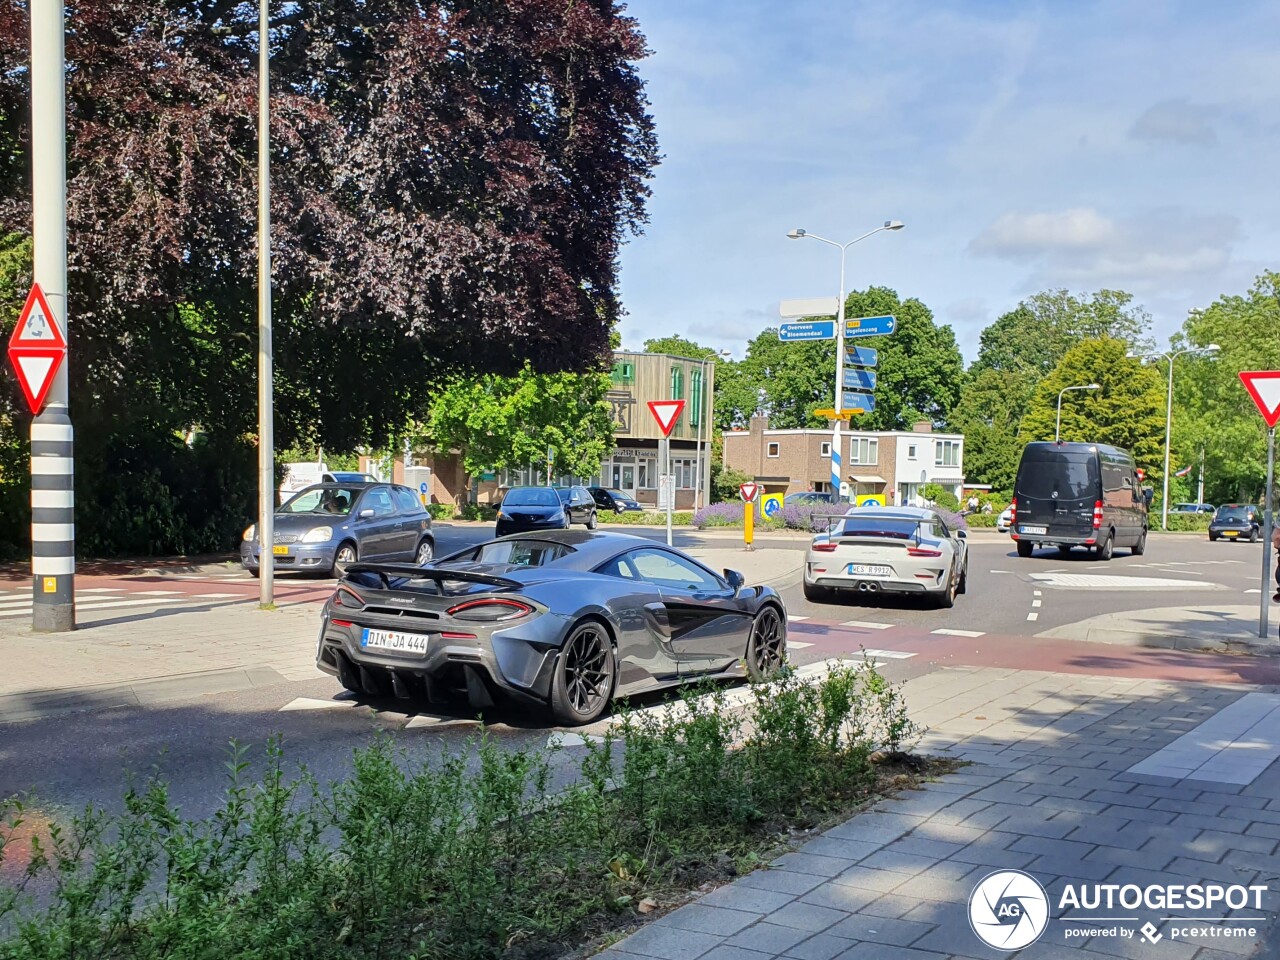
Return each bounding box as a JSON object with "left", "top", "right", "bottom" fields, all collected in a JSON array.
[{"left": 0, "top": 586, "right": 243, "bottom": 619}]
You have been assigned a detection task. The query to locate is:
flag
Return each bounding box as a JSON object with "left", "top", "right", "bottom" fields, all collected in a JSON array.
[{"left": 1174, "top": 464, "right": 1193, "bottom": 477}]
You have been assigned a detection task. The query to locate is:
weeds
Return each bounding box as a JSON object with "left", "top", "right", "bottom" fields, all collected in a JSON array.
[{"left": 0, "top": 661, "right": 921, "bottom": 960}]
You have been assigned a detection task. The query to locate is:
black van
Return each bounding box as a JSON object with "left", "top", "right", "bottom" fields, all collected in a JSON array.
[{"left": 1010, "top": 441, "right": 1148, "bottom": 560}]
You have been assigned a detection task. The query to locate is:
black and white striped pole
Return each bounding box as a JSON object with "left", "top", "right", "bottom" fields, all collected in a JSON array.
[{"left": 30, "top": 0, "right": 74, "bottom": 632}]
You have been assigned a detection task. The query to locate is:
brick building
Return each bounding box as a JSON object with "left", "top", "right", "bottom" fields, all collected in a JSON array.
[{"left": 722, "top": 416, "right": 965, "bottom": 507}]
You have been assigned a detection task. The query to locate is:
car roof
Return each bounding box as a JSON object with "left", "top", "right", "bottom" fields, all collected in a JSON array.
[
  {"left": 482, "top": 530, "right": 685, "bottom": 571},
  {"left": 843, "top": 505, "right": 934, "bottom": 520}
]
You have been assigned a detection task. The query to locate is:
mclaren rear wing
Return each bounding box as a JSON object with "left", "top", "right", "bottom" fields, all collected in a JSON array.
[{"left": 344, "top": 563, "right": 521, "bottom": 591}]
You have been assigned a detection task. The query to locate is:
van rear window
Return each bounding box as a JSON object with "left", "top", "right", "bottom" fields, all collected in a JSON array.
[{"left": 1017, "top": 452, "right": 1098, "bottom": 500}]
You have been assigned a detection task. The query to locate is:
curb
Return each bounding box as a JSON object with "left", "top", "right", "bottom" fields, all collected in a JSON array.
[
  {"left": 0, "top": 665, "right": 290, "bottom": 725},
  {"left": 1044, "top": 625, "right": 1280, "bottom": 657}
]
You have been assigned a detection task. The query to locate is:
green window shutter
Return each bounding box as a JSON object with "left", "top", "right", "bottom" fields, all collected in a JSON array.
[{"left": 691, "top": 370, "right": 703, "bottom": 426}]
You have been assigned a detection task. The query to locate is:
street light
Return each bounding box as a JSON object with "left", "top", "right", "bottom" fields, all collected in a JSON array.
[
  {"left": 786, "top": 221, "right": 904, "bottom": 502},
  {"left": 1055, "top": 384, "right": 1101, "bottom": 442},
  {"left": 256, "top": 0, "right": 276, "bottom": 607},
  {"left": 1128, "top": 344, "right": 1220, "bottom": 531},
  {"left": 694, "top": 349, "right": 732, "bottom": 511}
]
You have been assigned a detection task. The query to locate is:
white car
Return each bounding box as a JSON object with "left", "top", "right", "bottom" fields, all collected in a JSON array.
[
  {"left": 803, "top": 506, "right": 969, "bottom": 608},
  {"left": 997, "top": 506, "right": 1013, "bottom": 533}
]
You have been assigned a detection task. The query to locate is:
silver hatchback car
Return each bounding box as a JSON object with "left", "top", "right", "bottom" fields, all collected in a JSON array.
[{"left": 803, "top": 506, "right": 969, "bottom": 608}]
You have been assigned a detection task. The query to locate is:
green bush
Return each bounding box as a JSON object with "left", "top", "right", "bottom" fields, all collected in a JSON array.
[
  {"left": 920, "top": 483, "right": 960, "bottom": 512},
  {"left": 712, "top": 466, "right": 753, "bottom": 504},
  {"left": 597, "top": 510, "right": 693, "bottom": 525},
  {"left": 460, "top": 504, "right": 497, "bottom": 522},
  {"left": 966, "top": 512, "right": 998, "bottom": 528},
  {"left": 0, "top": 662, "right": 919, "bottom": 960},
  {"left": 427, "top": 503, "right": 455, "bottom": 520},
  {"left": 1165, "top": 513, "right": 1212, "bottom": 532}
]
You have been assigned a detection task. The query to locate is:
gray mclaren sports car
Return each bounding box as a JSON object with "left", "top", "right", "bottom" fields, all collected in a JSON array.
[{"left": 315, "top": 530, "right": 788, "bottom": 724}]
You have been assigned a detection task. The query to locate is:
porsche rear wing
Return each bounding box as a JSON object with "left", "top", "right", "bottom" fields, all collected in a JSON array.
[
  {"left": 344, "top": 563, "right": 521, "bottom": 591},
  {"left": 811, "top": 514, "right": 931, "bottom": 542}
]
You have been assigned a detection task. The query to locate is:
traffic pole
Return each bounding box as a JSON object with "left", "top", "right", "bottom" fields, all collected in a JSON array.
[
  {"left": 1261, "top": 426, "right": 1274, "bottom": 640},
  {"left": 257, "top": 0, "right": 275, "bottom": 606},
  {"left": 743, "top": 497, "right": 754, "bottom": 551},
  {"left": 30, "top": 0, "right": 74, "bottom": 632}
]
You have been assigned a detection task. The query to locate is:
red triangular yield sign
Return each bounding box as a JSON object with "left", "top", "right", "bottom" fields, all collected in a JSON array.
[
  {"left": 647, "top": 399, "right": 685, "bottom": 437},
  {"left": 739, "top": 482, "right": 759, "bottom": 502},
  {"left": 1239, "top": 371, "right": 1280, "bottom": 429},
  {"left": 9, "top": 284, "right": 66, "bottom": 349},
  {"left": 8, "top": 346, "right": 65, "bottom": 413}
]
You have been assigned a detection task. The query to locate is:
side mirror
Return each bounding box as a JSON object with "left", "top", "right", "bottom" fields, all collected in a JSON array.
[
  {"left": 724, "top": 569, "right": 746, "bottom": 594},
  {"left": 956, "top": 529, "right": 968, "bottom": 540},
  {"left": 359, "top": 508, "right": 375, "bottom": 519}
]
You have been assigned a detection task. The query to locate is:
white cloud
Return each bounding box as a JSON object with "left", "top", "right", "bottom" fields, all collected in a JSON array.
[
  {"left": 1130, "top": 99, "right": 1219, "bottom": 145},
  {"left": 969, "top": 209, "right": 1118, "bottom": 259}
]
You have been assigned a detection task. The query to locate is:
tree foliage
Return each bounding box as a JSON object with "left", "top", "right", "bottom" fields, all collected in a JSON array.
[
  {"left": 947, "top": 368, "right": 1031, "bottom": 497},
  {"left": 642, "top": 336, "right": 717, "bottom": 359},
  {"left": 425, "top": 364, "right": 615, "bottom": 480},
  {"left": 1018, "top": 338, "right": 1166, "bottom": 481},
  {"left": 0, "top": 1, "right": 658, "bottom": 556}
]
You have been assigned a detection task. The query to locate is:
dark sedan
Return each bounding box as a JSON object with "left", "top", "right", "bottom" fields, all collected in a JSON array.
[
  {"left": 589, "top": 486, "right": 644, "bottom": 513},
  {"left": 241, "top": 482, "right": 434, "bottom": 577},
  {"left": 1209, "top": 504, "right": 1260, "bottom": 542},
  {"left": 315, "top": 531, "right": 788, "bottom": 724},
  {"left": 495, "top": 486, "right": 571, "bottom": 537},
  {"left": 554, "top": 486, "right": 599, "bottom": 528}
]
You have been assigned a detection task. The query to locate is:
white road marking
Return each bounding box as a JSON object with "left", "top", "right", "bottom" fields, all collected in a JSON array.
[
  {"left": 1246, "top": 589, "right": 1262, "bottom": 594},
  {"left": 1127, "top": 693, "right": 1280, "bottom": 785},
  {"left": 1032, "top": 599, "right": 1042, "bottom": 608},
  {"left": 193, "top": 593, "right": 243, "bottom": 599},
  {"left": 989, "top": 569, "right": 1011, "bottom": 574},
  {"left": 1030, "top": 573, "right": 1221, "bottom": 590},
  {"left": 1033, "top": 590, "right": 1042, "bottom": 596},
  {"left": 77, "top": 588, "right": 128, "bottom": 594},
  {"left": 860, "top": 649, "right": 917, "bottom": 660},
  {"left": 131, "top": 590, "right": 185, "bottom": 596},
  {"left": 841, "top": 620, "right": 894, "bottom": 630},
  {"left": 279, "top": 697, "right": 356, "bottom": 712},
  {"left": 787, "top": 615, "right": 809, "bottom": 622},
  {"left": 547, "top": 732, "right": 607, "bottom": 748},
  {"left": 0, "top": 597, "right": 188, "bottom": 619},
  {"left": 788, "top": 641, "right": 814, "bottom": 649},
  {"left": 930, "top": 629, "right": 984, "bottom": 638},
  {"left": 1026, "top": 612, "right": 1039, "bottom": 621},
  {"left": 405, "top": 714, "right": 478, "bottom": 730}
]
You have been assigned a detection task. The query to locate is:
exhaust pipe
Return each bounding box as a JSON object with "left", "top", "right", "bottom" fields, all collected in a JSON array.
[{"left": 856, "top": 582, "right": 880, "bottom": 593}]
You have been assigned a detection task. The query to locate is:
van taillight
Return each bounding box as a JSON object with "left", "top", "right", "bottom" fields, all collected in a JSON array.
[
  {"left": 1092, "top": 500, "right": 1104, "bottom": 529},
  {"left": 1010, "top": 498, "right": 1017, "bottom": 525}
]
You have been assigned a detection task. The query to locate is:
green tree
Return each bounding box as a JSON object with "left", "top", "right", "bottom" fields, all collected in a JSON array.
[
  {"left": 643, "top": 336, "right": 717, "bottom": 359},
  {"left": 425, "top": 363, "right": 614, "bottom": 480},
  {"left": 947, "top": 368, "right": 1031, "bottom": 496},
  {"left": 1018, "top": 338, "right": 1166, "bottom": 481},
  {"left": 1173, "top": 271, "right": 1280, "bottom": 503}
]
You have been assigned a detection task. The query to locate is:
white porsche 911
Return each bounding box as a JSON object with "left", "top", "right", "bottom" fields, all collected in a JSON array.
[{"left": 802, "top": 506, "right": 969, "bottom": 608}]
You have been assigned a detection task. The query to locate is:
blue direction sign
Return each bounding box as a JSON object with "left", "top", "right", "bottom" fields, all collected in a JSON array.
[
  {"left": 847, "top": 345, "right": 878, "bottom": 367},
  {"left": 842, "top": 367, "right": 877, "bottom": 391},
  {"left": 778, "top": 320, "right": 837, "bottom": 342},
  {"left": 842, "top": 391, "right": 876, "bottom": 412},
  {"left": 844, "top": 315, "right": 896, "bottom": 338}
]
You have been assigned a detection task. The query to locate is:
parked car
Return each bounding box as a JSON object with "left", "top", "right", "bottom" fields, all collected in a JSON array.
[
  {"left": 1173, "top": 503, "right": 1216, "bottom": 514},
  {"left": 326, "top": 471, "right": 378, "bottom": 484},
  {"left": 241, "top": 482, "right": 434, "bottom": 577},
  {"left": 802, "top": 506, "right": 968, "bottom": 608},
  {"left": 996, "top": 506, "right": 1013, "bottom": 533},
  {"left": 785, "top": 492, "right": 836, "bottom": 506},
  {"left": 315, "top": 531, "right": 787, "bottom": 724},
  {"left": 554, "top": 486, "right": 599, "bottom": 528},
  {"left": 495, "top": 486, "right": 581, "bottom": 536},
  {"left": 588, "top": 486, "right": 643, "bottom": 514},
  {"left": 1009, "top": 441, "right": 1147, "bottom": 560},
  {"left": 1209, "top": 504, "right": 1260, "bottom": 542}
]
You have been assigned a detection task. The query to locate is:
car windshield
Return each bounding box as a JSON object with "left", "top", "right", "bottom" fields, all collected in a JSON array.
[
  {"left": 503, "top": 488, "right": 560, "bottom": 507},
  {"left": 279, "top": 486, "right": 362, "bottom": 516},
  {"left": 470, "top": 540, "right": 572, "bottom": 566},
  {"left": 1174, "top": 504, "right": 1199, "bottom": 512},
  {"left": 834, "top": 517, "right": 922, "bottom": 539},
  {"left": 1216, "top": 506, "right": 1251, "bottom": 520},
  {"left": 607, "top": 490, "right": 629, "bottom": 500},
  {"left": 1017, "top": 451, "right": 1098, "bottom": 500},
  {"left": 329, "top": 472, "right": 372, "bottom": 483},
  {"left": 554, "top": 488, "right": 573, "bottom": 502}
]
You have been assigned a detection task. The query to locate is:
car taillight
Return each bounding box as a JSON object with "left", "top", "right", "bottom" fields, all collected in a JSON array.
[
  {"left": 446, "top": 598, "right": 534, "bottom": 622},
  {"left": 1092, "top": 500, "right": 1104, "bottom": 529},
  {"left": 1010, "top": 498, "right": 1017, "bottom": 525},
  {"left": 333, "top": 586, "right": 364, "bottom": 610},
  {"left": 330, "top": 618, "right": 354, "bottom": 628},
  {"left": 906, "top": 546, "right": 943, "bottom": 557},
  {"left": 811, "top": 542, "right": 838, "bottom": 553}
]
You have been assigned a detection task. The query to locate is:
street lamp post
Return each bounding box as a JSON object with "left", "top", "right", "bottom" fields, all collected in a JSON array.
[
  {"left": 786, "top": 221, "right": 904, "bottom": 503},
  {"left": 694, "top": 350, "right": 731, "bottom": 512},
  {"left": 1129, "top": 345, "right": 1220, "bottom": 531},
  {"left": 256, "top": 0, "right": 276, "bottom": 607},
  {"left": 1055, "top": 383, "right": 1101, "bottom": 442}
]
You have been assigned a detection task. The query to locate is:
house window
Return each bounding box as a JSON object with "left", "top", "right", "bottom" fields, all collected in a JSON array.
[
  {"left": 637, "top": 458, "right": 656, "bottom": 489},
  {"left": 672, "top": 458, "right": 696, "bottom": 489},
  {"left": 767, "top": 442, "right": 780, "bottom": 458},
  {"left": 935, "top": 440, "right": 960, "bottom": 467},
  {"left": 820, "top": 442, "right": 831, "bottom": 457},
  {"left": 849, "top": 438, "right": 878, "bottom": 465},
  {"left": 690, "top": 369, "right": 703, "bottom": 427},
  {"left": 907, "top": 444, "right": 917, "bottom": 459},
  {"left": 670, "top": 365, "right": 684, "bottom": 400},
  {"left": 610, "top": 361, "right": 634, "bottom": 385}
]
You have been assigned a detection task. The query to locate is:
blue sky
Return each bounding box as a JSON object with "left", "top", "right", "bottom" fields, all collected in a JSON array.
[{"left": 614, "top": 0, "right": 1280, "bottom": 364}]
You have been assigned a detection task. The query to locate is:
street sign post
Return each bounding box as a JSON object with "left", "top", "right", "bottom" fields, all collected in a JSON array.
[
  {"left": 648, "top": 401, "right": 685, "bottom": 546},
  {"left": 762, "top": 493, "right": 783, "bottom": 518},
  {"left": 7, "top": 284, "right": 67, "bottom": 414},
  {"left": 844, "top": 315, "right": 896, "bottom": 338},
  {"left": 1240, "top": 371, "right": 1280, "bottom": 639},
  {"left": 841, "top": 392, "right": 876, "bottom": 413},
  {"left": 779, "top": 297, "right": 839, "bottom": 318},
  {"left": 739, "top": 482, "right": 759, "bottom": 551},
  {"left": 647, "top": 399, "right": 685, "bottom": 438},
  {"left": 846, "top": 345, "right": 878, "bottom": 367},
  {"left": 778, "top": 320, "right": 837, "bottom": 342},
  {"left": 813, "top": 408, "right": 853, "bottom": 420},
  {"left": 842, "top": 368, "right": 877, "bottom": 391}
]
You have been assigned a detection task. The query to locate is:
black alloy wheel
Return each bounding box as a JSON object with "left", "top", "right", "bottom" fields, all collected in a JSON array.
[
  {"left": 745, "top": 606, "right": 787, "bottom": 681},
  {"left": 550, "top": 621, "right": 615, "bottom": 725}
]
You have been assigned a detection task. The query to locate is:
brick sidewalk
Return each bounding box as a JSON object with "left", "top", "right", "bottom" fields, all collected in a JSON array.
[{"left": 598, "top": 667, "right": 1280, "bottom": 960}]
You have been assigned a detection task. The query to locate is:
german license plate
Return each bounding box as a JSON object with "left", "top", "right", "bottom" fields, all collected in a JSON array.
[
  {"left": 1021, "top": 525, "right": 1047, "bottom": 535},
  {"left": 360, "top": 628, "right": 429, "bottom": 654},
  {"left": 272, "top": 544, "right": 289, "bottom": 556},
  {"left": 1224, "top": 531, "right": 1238, "bottom": 537},
  {"left": 848, "top": 563, "right": 890, "bottom": 577}
]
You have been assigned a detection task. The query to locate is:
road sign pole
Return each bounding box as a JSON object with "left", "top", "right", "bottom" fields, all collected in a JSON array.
[
  {"left": 832, "top": 258, "right": 846, "bottom": 503},
  {"left": 1261, "top": 426, "right": 1274, "bottom": 640},
  {"left": 30, "top": 0, "right": 74, "bottom": 632},
  {"left": 257, "top": 0, "right": 275, "bottom": 607}
]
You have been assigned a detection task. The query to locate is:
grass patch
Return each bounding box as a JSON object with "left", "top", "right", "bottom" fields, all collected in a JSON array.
[{"left": 0, "top": 661, "right": 938, "bottom": 960}]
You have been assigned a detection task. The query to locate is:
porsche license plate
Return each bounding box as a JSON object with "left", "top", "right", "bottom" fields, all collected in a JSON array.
[
  {"left": 848, "top": 563, "right": 890, "bottom": 577},
  {"left": 1021, "top": 525, "right": 1047, "bottom": 535},
  {"left": 360, "top": 628, "right": 429, "bottom": 654}
]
